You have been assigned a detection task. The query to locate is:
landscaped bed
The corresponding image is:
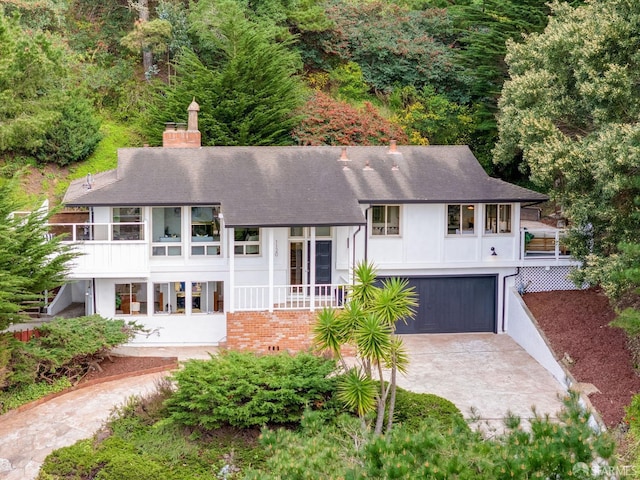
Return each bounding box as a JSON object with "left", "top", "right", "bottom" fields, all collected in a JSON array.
[{"left": 524, "top": 288, "right": 640, "bottom": 428}]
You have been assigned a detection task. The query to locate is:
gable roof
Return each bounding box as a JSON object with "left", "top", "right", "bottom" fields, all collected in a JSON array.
[{"left": 64, "top": 145, "right": 547, "bottom": 227}]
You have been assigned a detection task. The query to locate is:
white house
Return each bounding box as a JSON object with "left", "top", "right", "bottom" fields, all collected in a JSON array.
[{"left": 56, "top": 103, "right": 576, "bottom": 348}]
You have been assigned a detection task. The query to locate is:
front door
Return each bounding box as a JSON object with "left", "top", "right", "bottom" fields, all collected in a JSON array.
[
  {"left": 289, "top": 240, "right": 332, "bottom": 290},
  {"left": 309, "top": 240, "right": 332, "bottom": 285}
]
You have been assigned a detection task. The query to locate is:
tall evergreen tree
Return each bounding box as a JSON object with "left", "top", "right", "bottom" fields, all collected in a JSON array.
[
  {"left": 0, "top": 178, "right": 77, "bottom": 329},
  {"left": 142, "top": 1, "right": 304, "bottom": 146}
]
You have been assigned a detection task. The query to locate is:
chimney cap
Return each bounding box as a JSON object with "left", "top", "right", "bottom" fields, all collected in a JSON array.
[{"left": 188, "top": 98, "right": 200, "bottom": 112}]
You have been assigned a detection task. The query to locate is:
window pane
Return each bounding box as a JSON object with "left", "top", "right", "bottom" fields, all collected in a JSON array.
[
  {"left": 191, "top": 207, "right": 220, "bottom": 241},
  {"left": 234, "top": 245, "right": 244, "bottom": 254},
  {"left": 499, "top": 205, "right": 512, "bottom": 233},
  {"left": 152, "top": 246, "right": 165, "bottom": 256},
  {"left": 116, "top": 283, "right": 147, "bottom": 315},
  {"left": 447, "top": 205, "right": 460, "bottom": 234},
  {"left": 485, "top": 204, "right": 497, "bottom": 234},
  {"left": 168, "top": 246, "right": 182, "bottom": 256},
  {"left": 113, "top": 207, "right": 143, "bottom": 241},
  {"left": 372, "top": 205, "right": 385, "bottom": 235},
  {"left": 290, "top": 227, "right": 304, "bottom": 237},
  {"left": 315, "top": 226, "right": 331, "bottom": 237},
  {"left": 206, "top": 245, "right": 220, "bottom": 255},
  {"left": 191, "top": 245, "right": 205, "bottom": 255},
  {"left": 387, "top": 206, "right": 400, "bottom": 235},
  {"left": 461, "top": 205, "right": 475, "bottom": 234},
  {"left": 153, "top": 207, "right": 182, "bottom": 242}
]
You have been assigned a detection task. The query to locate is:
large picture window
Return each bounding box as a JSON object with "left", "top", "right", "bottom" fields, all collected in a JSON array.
[
  {"left": 485, "top": 204, "right": 512, "bottom": 234},
  {"left": 447, "top": 205, "right": 475, "bottom": 235},
  {"left": 234, "top": 228, "right": 260, "bottom": 255},
  {"left": 152, "top": 207, "right": 182, "bottom": 256},
  {"left": 191, "top": 206, "right": 221, "bottom": 256},
  {"left": 371, "top": 205, "right": 400, "bottom": 236},
  {"left": 153, "top": 282, "right": 186, "bottom": 314},
  {"left": 112, "top": 207, "right": 143, "bottom": 241},
  {"left": 115, "top": 282, "right": 147, "bottom": 315},
  {"left": 191, "top": 281, "right": 224, "bottom": 313}
]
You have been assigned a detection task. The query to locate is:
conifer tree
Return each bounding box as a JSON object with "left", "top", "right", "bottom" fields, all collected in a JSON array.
[{"left": 0, "top": 178, "right": 76, "bottom": 329}]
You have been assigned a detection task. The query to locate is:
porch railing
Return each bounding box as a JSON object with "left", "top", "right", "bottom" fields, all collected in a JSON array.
[
  {"left": 234, "top": 284, "right": 348, "bottom": 312},
  {"left": 521, "top": 228, "right": 570, "bottom": 260},
  {"left": 48, "top": 222, "right": 146, "bottom": 242}
]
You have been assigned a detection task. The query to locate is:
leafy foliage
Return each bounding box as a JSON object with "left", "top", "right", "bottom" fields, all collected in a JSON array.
[
  {"left": 392, "top": 387, "right": 466, "bottom": 432},
  {"left": 495, "top": 0, "right": 640, "bottom": 319},
  {"left": 166, "top": 351, "right": 338, "bottom": 430},
  {"left": 0, "top": 376, "right": 71, "bottom": 414},
  {"left": 293, "top": 91, "right": 408, "bottom": 146},
  {"left": 0, "top": 9, "right": 102, "bottom": 166},
  {"left": 391, "top": 86, "right": 474, "bottom": 145},
  {"left": 303, "top": 1, "right": 463, "bottom": 96},
  {"left": 8, "top": 315, "right": 144, "bottom": 388}
]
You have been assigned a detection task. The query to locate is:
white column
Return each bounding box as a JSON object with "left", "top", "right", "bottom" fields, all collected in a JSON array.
[
  {"left": 310, "top": 227, "right": 316, "bottom": 311},
  {"left": 229, "top": 226, "right": 235, "bottom": 313},
  {"left": 268, "top": 228, "right": 274, "bottom": 313}
]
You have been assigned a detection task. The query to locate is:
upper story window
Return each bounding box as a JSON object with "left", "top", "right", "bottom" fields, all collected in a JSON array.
[
  {"left": 485, "top": 204, "right": 512, "bottom": 234},
  {"left": 289, "top": 227, "right": 332, "bottom": 238},
  {"left": 371, "top": 205, "right": 400, "bottom": 236},
  {"left": 191, "top": 206, "right": 221, "bottom": 256},
  {"left": 152, "top": 207, "right": 182, "bottom": 256},
  {"left": 234, "top": 227, "right": 260, "bottom": 255},
  {"left": 447, "top": 204, "right": 475, "bottom": 235},
  {"left": 112, "top": 207, "right": 143, "bottom": 241}
]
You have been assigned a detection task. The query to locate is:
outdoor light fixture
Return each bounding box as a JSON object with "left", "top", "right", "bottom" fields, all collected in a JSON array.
[{"left": 491, "top": 247, "right": 497, "bottom": 256}]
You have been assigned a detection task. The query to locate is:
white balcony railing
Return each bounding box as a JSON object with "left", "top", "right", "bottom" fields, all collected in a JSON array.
[
  {"left": 234, "top": 284, "right": 348, "bottom": 312},
  {"left": 48, "top": 222, "right": 146, "bottom": 242},
  {"left": 521, "top": 228, "right": 570, "bottom": 260}
]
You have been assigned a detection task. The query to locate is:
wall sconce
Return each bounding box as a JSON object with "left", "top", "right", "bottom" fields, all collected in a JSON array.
[{"left": 490, "top": 247, "right": 497, "bottom": 256}]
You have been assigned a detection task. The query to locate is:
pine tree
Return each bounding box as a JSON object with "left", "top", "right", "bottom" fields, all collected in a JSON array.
[{"left": 0, "top": 178, "right": 77, "bottom": 329}]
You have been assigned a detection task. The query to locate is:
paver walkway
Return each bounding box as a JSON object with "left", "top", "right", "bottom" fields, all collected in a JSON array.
[{"left": 0, "top": 372, "right": 167, "bottom": 480}]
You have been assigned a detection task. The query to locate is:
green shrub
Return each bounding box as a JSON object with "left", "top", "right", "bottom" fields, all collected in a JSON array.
[
  {"left": 245, "top": 411, "right": 360, "bottom": 480},
  {"left": 392, "top": 387, "right": 467, "bottom": 432},
  {"left": 166, "top": 351, "right": 338, "bottom": 430},
  {"left": 0, "top": 377, "right": 71, "bottom": 414},
  {"left": 8, "top": 315, "right": 145, "bottom": 388}
]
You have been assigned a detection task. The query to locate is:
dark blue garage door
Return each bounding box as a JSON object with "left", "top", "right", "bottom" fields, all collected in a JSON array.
[{"left": 391, "top": 276, "right": 497, "bottom": 334}]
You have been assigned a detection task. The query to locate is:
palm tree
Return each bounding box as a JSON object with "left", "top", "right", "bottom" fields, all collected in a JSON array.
[{"left": 312, "top": 261, "right": 418, "bottom": 435}]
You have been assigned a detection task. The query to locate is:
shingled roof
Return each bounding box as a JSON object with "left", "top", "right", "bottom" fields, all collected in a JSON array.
[{"left": 63, "top": 145, "right": 547, "bottom": 227}]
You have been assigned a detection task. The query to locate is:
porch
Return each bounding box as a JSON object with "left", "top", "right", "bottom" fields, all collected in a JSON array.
[{"left": 232, "top": 284, "right": 348, "bottom": 312}]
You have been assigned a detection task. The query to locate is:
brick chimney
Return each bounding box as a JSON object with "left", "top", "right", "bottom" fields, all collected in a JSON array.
[{"left": 162, "top": 99, "right": 201, "bottom": 148}]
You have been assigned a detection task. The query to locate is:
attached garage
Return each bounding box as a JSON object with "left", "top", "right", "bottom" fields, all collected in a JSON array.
[{"left": 392, "top": 275, "right": 497, "bottom": 334}]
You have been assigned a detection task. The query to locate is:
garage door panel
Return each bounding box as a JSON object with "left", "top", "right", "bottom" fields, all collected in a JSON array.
[{"left": 393, "top": 276, "right": 496, "bottom": 334}]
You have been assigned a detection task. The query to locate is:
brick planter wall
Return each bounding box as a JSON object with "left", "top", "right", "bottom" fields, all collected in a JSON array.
[{"left": 226, "top": 310, "right": 317, "bottom": 353}]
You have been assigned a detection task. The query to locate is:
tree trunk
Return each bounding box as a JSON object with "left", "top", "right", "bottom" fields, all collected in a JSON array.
[
  {"left": 374, "top": 362, "right": 387, "bottom": 435},
  {"left": 138, "top": 0, "right": 153, "bottom": 73},
  {"left": 386, "top": 365, "right": 397, "bottom": 433}
]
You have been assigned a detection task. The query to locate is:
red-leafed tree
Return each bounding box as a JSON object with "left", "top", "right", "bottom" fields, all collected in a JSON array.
[{"left": 292, "top": 92, "right": 408, "bottom": 146}]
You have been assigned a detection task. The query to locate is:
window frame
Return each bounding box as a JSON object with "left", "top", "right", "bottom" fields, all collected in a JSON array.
[
  {"left": 153, "top": 282, "right": 186, "bottom": 315},
  {"left": 370, "top": 205, "right": 401, "bottom": 236},
  {"left": 446, "top": 204, "right": 476, "bottom": 236},
  {"left": 112, "top": 207, "right": 144, "bottom": 241},
  {"left": 115, "top": 282, "right": 147, "bottom": 316},
  {"left": 190, "top": 206, "right": 222, "bottom": 257},
  {"left": 484, "top": 204, "right": 512, "bottom": 235},
  {"left": 151, "top": 206, "right": 183, "bottom": 256},
  {"left": 234, "top": 227, "right": 261, "bottom": 256}
]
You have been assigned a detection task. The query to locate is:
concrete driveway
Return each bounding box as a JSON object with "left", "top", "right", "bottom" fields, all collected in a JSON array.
[{"left": 397, "top": 333, "right": 567, "bottom": 429}]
